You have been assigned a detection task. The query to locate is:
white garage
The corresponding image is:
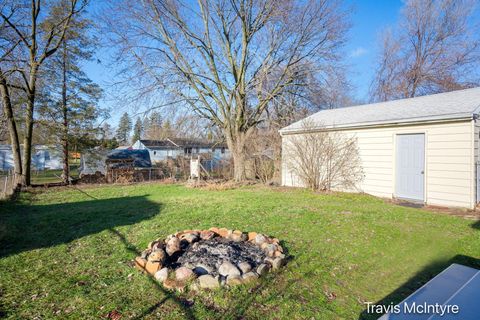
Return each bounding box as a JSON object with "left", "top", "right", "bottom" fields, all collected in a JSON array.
[{"left": 280, "top": 87, "right": 480, "bottom": 209}]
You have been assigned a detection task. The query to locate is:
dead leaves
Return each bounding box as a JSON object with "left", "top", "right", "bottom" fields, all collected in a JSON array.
[
  {"left": 103, "top": 309, "right": 122, "bottom": 320},
  {"left": 323, "top": 285, "right": 337, "bottom": 302}
]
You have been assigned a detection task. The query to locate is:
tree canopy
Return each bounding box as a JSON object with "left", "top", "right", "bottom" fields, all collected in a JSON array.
[
  {"left": 105, "top": 0, "right": 350, "bottom": 180},
  {"left": 370, "top": 0, "right": 480, "bottom": 101}
]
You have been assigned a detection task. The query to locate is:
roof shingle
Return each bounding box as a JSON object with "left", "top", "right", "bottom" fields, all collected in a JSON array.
[
  {"left": 139, "top": 138, "right": 227, "bottom": 149},
  {"left": 280, "top": 87, "right": 480, "bottom": 133}
]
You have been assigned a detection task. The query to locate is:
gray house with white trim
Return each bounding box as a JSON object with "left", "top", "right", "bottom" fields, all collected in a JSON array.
[{"left": 131, "top": 138, "right": 230, "bottom": 164}]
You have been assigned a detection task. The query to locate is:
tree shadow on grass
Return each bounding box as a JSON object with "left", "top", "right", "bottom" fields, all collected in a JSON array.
[
  {"left": 218, "top": 239, "right": 294, "bottom": 320},
  {"left": 0, "top": 186, "right": 199, "bottom": 319},
  {"left": 358, "top": 255, "right": 480, "bottom": 319},
  {"left": 472, "top": 220, "right": 480, "bottom": 230},
  {"left": 0, "top": 189, "right": 160, "bottom": 258},
  {"left": 109, "top": 228, "right": 197, "bottom": 320},
  {"left": 110, "top": 229, "right": 292, "bottom": 320}
]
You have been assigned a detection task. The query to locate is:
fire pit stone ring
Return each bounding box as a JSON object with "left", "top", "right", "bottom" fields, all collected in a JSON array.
[{"left": 134, "top": 227, "right": 286, "bottom": 290}]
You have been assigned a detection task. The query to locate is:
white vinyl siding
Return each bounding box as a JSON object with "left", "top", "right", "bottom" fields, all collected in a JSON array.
[
  {"left": 282, "top": 120, "right": 476, "bottom": 209},
  {"left": 473, "top": 120, "right": 480, "bottom": 206}
]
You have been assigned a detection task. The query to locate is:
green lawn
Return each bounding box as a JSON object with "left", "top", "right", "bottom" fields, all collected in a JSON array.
[
  {"left": 31, "top": 165, "right": 79, "bottom": 184},
  {"left": 0, "top": 184, "right": 479, "bottom": 319}
]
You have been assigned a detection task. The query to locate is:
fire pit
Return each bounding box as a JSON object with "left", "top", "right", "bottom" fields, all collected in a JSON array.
[{"left": 134, "top": 227, "right": 286, "bottom": 290}]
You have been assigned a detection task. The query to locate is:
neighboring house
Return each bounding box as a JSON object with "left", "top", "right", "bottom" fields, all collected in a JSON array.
[
  {"left": 0, "top": 145, "right": 14, "bottom": 171},
  {"left": 280, "top": 87, "right": 480, "bottom": 209},
  {"left": 79, "top": 149, "right": 151, "bottom": 176},
  {"left": 32, "top": 145, "right": 63, "bottom": 170},
  {"left": 131, "top": 138, "right": 229, "bottom": 164},
  {"left": 0, "top": 144, "right": 62, "bottom": 171}
]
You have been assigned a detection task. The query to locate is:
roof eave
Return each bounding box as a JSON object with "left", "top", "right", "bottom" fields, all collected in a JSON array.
[{"left": 279, "top": 114, "right": 475, "bottom": 135}]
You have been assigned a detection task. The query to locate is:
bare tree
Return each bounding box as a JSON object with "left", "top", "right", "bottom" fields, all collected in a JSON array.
[
  {"left": 37, "top": 8, "right": 102, "bottom": 185},
  {"left": 259, "top": 67, "right": 354, "bottom": 183},
  {"left": 0, "top": 104, "right": 7, "bottom": 141},
  {"left": 370, "top": 0, "right": 480, "bottom": 101},
  {"left": 105, "top": 0, "right": 349, "bottom": 181},
  {"left": 247, "top": 127, "right": 277, "bottom": 183},
  {"left": 0, "top": 0, "right": 87, "bottom": 185},
  {"left": 0, "top": 75, "right": 22, "bottom": 184},
  {"left": 284, "top": 120, "right": 363, "bottom": 191},
  {"left": 0, "top": 3, "right": 23, "bottom": 185}
]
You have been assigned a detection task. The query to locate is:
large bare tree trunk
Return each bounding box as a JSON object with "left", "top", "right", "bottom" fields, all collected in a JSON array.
[
  {"left": 22, "top": 101, "right": 34, "bottom": 185},
  {"left": 226, "top": 129, "right": 251, "bottom": 182},
  {"left": 232, "top": 149, "right": 246, "bottom": 182},
  {"left": 22, "top": 73, "right": 37, "bottom": 186},
  {"left": 0, "top": 76, "right": 22, "bottom": 187}
]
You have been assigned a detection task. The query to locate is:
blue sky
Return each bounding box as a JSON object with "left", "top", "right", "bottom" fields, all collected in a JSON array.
[
  {"left": 84, "top": 0, "right": 405, "bottom": 126},
  {"left": 344, "top": 0, "right": 403, "bottom": 100}
]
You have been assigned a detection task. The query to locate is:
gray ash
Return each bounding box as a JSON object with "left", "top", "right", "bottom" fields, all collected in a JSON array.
[{"left": 175, "top": 237, "right": 266, "bottom": 276}]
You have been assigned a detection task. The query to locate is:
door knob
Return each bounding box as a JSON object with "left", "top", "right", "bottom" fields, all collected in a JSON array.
[{"left": 421, "top": 171, "right": 424, "bottom": 174}]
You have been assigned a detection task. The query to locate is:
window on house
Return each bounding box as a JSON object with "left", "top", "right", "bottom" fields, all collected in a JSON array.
[
  {"left": 221, "top": 147, "right": 225, "bottom": 154},
  {"left": 154, "top": 151, "right": 157, "bottom": 155},
  {"left": 185, "top": 147, "right": 192, "bottom": 154}
]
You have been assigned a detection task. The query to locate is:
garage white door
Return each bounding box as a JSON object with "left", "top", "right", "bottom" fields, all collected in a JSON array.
[{"left": 395, "top": 133, "right": 425, "bottom": 201}]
